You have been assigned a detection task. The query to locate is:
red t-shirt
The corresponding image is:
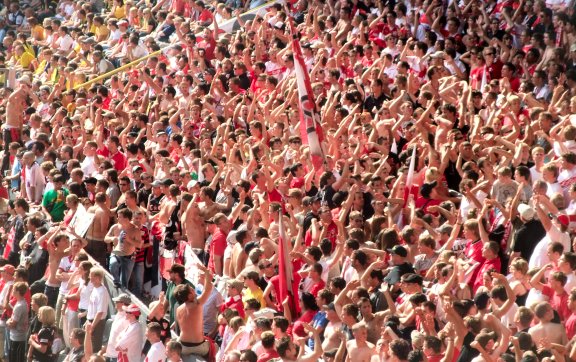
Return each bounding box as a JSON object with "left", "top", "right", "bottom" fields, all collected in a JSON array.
[
  {"left": 542, "top": 285, "right": 570, "bottom": 322},
  {"left": 257, "top": 350, "right": 280, "bottom": 362},
  {"left": 208, "top": 228, "right": 228, "bottom": 273},
  {"left": 472, "top": 257, "right": 501, "bottom": 293},
  {"left": 566, "top": 313, "right": 576, "bottom": 339},
  {"left": 97, "top": 146, "right": 127, "bottom": 172},
  {"left": 220, "top": 295, "right": 245, "bottom": 319},
  {"left": 309, "top": 279, "right": 326, "bottom": 297}
]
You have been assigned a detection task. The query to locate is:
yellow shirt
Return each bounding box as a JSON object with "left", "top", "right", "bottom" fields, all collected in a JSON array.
[
  {"left": 34, "top": 59, "right": 47, "bottom": 75},
  {"left": 95, "top": 25, "right": 109, "bottom": 41},
  {"left": 242, "top": 287, "right": 265, "bottom": 310},
  {"left": 113, "top": 5, "right": 126, "bottom": 19},
  {"left": 32, "top": 25, "right": 45, "bottom": 41},
  {"left": 18, "top": 52, "right": 35, "bottom": 69}
]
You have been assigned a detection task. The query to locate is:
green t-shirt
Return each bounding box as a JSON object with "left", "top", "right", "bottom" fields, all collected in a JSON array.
[{"left": 42, "top": 188, "right": 69, "bottom": 222}]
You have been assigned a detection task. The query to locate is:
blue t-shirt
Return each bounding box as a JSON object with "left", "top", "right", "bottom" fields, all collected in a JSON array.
[{"left": 307, "top": 311, "right": 328, "bottom": 349}]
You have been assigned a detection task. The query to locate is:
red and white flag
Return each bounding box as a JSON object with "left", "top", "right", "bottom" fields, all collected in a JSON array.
[
  {"left": 278, "top": 211, "right": 297, "bottom": 315},
  {"left": 287, "top": 17, "right": 326, "bottom": 171}
]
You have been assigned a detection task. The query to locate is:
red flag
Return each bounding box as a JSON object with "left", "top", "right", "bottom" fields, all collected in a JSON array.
[
  {"left": 287, "top": 17, "right": 326, "bottom": 171},
  {"left": 278, "top": 211, "right": 298, "bottom": 316}
]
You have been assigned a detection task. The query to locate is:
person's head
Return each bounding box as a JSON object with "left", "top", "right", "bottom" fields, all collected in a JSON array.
[
  {"left": 166, "top": 340, "right": 183, "bottom": 361},
  {"left": 31, "top": 293, "right": 48, "bottom": 313},
  {"left": 276, "top": 336, "right": 298, "bottom": 359},
  {"left": 514, "top": 306, "right": 534, "bottom": 330},
  {"left": 534, "top": 301, "right": 554, "bottom": 323},
  {"left": 168, "top": 263, "right": 185, "bottom": 282},
  {"left": 12, "top": 281, "right": 28, "bottom": 299},
  {"left": 70, "top": 328, "right": 86, "bottom": 348},
  {"left": 174, "top": 283, "right": 195, "bottom": 304},
  {"left": 89, "top": 268, "right": 105, "bottom": 286},
  {"left": 390, "top": 339, "right": 411, "bottom": 362},
  {"left": 37, "top": 306, "right": 56, "bottom": 327}
]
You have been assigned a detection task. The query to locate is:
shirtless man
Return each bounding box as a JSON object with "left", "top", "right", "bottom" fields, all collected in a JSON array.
[
  {"left": 105, "top": 208, "right": 142, "bottom": 288},
  {"left": 346, "top": 322, "right": 377, "bottom": 362},
  {"left": 85, "top": 192, "right": 111, "bottom": 267},
  {"left": 528, "top": 301, "right": 568, "bottom": 346},
  {"left": 2, "top": 78, "right": 30, "bottom": 168},
  {"left": 321, "top": 304, "right": 344, "bottom": 352},
  {"left": 43, "top": 230, "right": 70, "bottom": 308},
  {"left": 174, "top": 263, "right": 213, "bottom": 358},
  {"left": 181, "top": 194, "right": 207, "bottom": 251}
]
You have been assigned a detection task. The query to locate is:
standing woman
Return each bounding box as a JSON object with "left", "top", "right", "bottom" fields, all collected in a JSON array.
[
  {"left": 27, "top": 306, "right": 57, "bottom": 362},
  {"left": 62, "top": 258, "right": 91, "bottom": 348}
]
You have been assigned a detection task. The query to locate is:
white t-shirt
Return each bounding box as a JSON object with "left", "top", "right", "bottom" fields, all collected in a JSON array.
[
  {"left": 58, "top": 34, "right": 74, "bottom": 52},
  {"left": 105, "top": 311, "right": 128, "bottom": 358},
  {"left": 25, "top": 162, "right": 46, "bottom": 203},
  {"left": 81, "top": 156, "right": 97, "bottom": 177},
  {"left": 547, "top": 182, "right": 563, "bottom": 198},
  {"left": 145, "top": 341, "right": 167, "bottom": 362},
  {"left": 87, "top": 285, "right": 109, "bottom": 320},
  {"left": 500, "top": 302, "right": 519, "bottom": 329},
  {"left": 58, "top": 255, "right": 76, "bottom": 294},
  {"left": 115, "top": 321, "right": 143, "bottom": 362},
  {"left": 528, "top": 224, "right": 570, "bottom": 269}
]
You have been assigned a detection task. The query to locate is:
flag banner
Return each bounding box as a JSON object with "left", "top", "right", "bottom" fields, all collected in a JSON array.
[
  {"left": 278, "top": 211, "right": 297, "bottom": 316},
  {"left": 403, "top": 146, "right": 417, "bottom": 205},
  {"left": 287, "top": 16, "right": 326, "bottom": 171}
]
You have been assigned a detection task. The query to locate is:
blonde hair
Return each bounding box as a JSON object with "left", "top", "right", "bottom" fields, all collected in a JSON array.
[{"left": 38, "top": 306, "right": 56, "bottom": 326}]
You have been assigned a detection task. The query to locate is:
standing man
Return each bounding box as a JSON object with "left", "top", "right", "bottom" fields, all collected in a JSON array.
[
  {"left": 85, "top": 192, "right": 111, "bottom": 268},
  {"left": 2, "top": 78, "right": 30, "bottom": 172},
  {"left": 105, "top": 208, "right": 142, "bottom": 288},
  {"left": 174, "top": 263, "right": 213, "bottom": 358},
  {"left": 86, "top": 268, "right": 109, "bottom": 354},
  {"left": 114, "top": 304, "right": 143, "bottom": 362},
  {"left": 6, "top": 281, "right": 29, "bottom": 362},
  {"left": 42, "top": 175, "right": 69, "bottom": 222}
]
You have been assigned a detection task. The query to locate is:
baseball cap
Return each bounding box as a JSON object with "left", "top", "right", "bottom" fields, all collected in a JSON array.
[
  {"left": 132, "top": 166, "right": 143, "bottom": 173},
  {"left": 112, "top": 293, "right": 132, "bottom": 305},
  {"left": 402, "top": 273, "right": 423, "bottom": 285},
  {"left": 517, "top": 203, "right": 535, "bottom": 221},
  {"left": 161, "top": 178, "right": 174, "bottom": 187},
  {"left": 123, "top": 303, "right": 140, "bottom": 315},
  {"left": 187, "top": 180, "right": 198, "bottom": 189},
  {"left": 0, "top": 265, "right": 15, "bottom": 275},
  {"left": 151, "top": 180, "right": 162, "bottom": 187},
  {"left": 387, "top": 245, "right": 408, "bottom": 258}
]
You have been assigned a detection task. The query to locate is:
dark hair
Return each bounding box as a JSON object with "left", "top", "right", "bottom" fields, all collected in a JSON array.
[{"left": 301, "top": 292, "right": 319, "bottom": 311}]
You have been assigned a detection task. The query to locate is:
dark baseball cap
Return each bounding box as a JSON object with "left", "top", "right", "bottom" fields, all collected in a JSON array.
[{"left": 387, "top": 245, "right": 408, "bottom": 258}]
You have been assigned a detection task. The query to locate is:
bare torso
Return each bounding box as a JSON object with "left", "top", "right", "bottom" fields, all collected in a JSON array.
[{"left": 177, "top": 301, "right": 204, "bottom": 343}]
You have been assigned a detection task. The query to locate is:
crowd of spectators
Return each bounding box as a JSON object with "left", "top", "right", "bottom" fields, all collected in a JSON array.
[{"left": 0, "top": 0, "right": 575, "bottom": 361}]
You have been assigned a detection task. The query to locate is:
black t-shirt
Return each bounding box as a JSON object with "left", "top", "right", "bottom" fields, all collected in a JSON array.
[
  {"left": 138, "top": 186, "right": 152, "bottom": 208},
  {"left": 148, "top": 193, "right": 165, "bottom": 216},
  {"left": 32, "top": 326, "right": 55, "bottom": 362},
  {"left": 320, "top": 185, "right": 337, "bottom": 209},
  {"left": 457, "top": 332, "right": 479, "bottom": 362},
  {"left": 513, "top": 219, "right": 546, "bottom": 261}
]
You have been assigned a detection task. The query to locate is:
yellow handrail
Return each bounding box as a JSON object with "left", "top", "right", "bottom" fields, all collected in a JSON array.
[{"left": 73, "top": 49, "right": 163, "bottom": 90}]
